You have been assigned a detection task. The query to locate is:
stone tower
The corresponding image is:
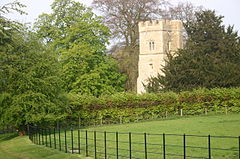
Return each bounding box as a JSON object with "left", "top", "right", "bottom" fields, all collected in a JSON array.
[{"left": 137, "top": 19, "right": 183, "bottom": 94}]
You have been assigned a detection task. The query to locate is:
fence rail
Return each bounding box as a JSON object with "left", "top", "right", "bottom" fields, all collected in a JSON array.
[{"left": 29, "top": 126, "right": 240, "bottom": 159}]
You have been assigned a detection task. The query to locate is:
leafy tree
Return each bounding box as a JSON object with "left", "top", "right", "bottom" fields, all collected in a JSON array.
[
  {"left": 146, "top": 10, "right": 240, "bottom": 92},
  {"left": 0, "top": 2, "right": 67, "bottom": 134},
  {"left": 92, "top": 0, "right": 202, "bottom": 92},
  {"left": 35, "top": 0, "right": 126, "bottom": 97}
]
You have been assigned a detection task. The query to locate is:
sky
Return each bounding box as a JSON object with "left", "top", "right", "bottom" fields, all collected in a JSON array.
[{"left": 1, "top": 0, "right": 240, "bottom": 33}]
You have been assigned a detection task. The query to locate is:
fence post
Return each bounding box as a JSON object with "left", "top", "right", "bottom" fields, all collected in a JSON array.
[
  {"left": 144, "top": 133, "right": 147, "bottom": 159},
  {"left": 208, "top": 135, "right": 211, "bottom": 159},
  {"left": 116, "top": 132, "right": 119, "bottom": 159},
  {"left": 86, "top": 130, "right": 88, "bottom": 157},
  {"left": 183, "top": 134, "right": 186, "bottom": 159},
  {"left": 27, "top": 125, "right": 30, "bottom": 138},
  {"left": 104, "top": 131, "right": 107, "bottom": 159},
  {"left": 163, "top": 133, "right": 166, "bottom": 159},
  {"left": 71, "top": 129, "right": 73, "bottom": 154},
  {"left": 65, "top": 129, "right": 67, "bottom": 153},
  {"left": 238, "top": 136, "right": 240, "bottom": 159},
  {"left": 49, "top": 128, "right": 52, "bottom": 148},
  {"left": 45, "top": 129, "right": 48, "bottom": 147},
  {"left": 41, "top": 128, "right": 44, "bottom": 145},
  {"left": 78, "top": 129, "right": 80, "bottom": 154},
  {"left": 129, "top": 132, "right": 132, "bottom": 159},
  {"left": 59, "top": 128, "right": 61, "bottom": 151},
  {"left": 38, "top": 127, "right": 40, "bottom": 145},
  {"left": 94, "top": 131, "right": 97, "bottom": 159},
  {"left": 54, "top": 128, "right": 56, "bottom": 149}
]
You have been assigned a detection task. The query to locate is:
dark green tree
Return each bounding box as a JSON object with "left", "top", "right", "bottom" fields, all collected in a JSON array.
[
  {"left": 35, "top": 0, "right": 126, "bottom": 97},
  {"left": 146, "top": 10, "right": 240, "bottom": 92}
]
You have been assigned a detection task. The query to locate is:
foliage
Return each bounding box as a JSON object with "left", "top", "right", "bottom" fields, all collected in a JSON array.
[
  {"left": 146, "top": 10, "right": 240, "bottom": 92},
  {"left": 93, "top": 0, "right": 202, "bottom": 92},
  {"left": 67, "top": 87, "right": 240, "bottom": 126},
  {"left": 0, "top": 4, "right": 67, "bottom": 133},
  {"left": 35, "top": 0, "right": 126, "bottom": 97}
]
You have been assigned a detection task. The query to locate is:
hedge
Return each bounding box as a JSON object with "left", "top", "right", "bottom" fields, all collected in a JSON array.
[{"left": 66, "top": 87, "right": 240, "bottom": 126}]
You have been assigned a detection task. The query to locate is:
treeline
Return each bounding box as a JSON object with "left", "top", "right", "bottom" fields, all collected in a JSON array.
[
  {"left": 67, "top": 87, "right": 240, "bottom": 126},
  {"left": 0, "top": 0, "right": 126, "bottom": 135},
  {"left": 1, "top": 0, "right": 240, "bottom": 135}
]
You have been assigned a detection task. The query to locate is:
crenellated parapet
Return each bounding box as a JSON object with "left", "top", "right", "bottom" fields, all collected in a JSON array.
[{"left": 139, "top": 19, "right": 183, "bottom": 33}]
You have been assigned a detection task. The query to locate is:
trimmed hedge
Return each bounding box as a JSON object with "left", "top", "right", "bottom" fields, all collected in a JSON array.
[{"left": 67, "top": 87, "right": 240, "bottom": 126}]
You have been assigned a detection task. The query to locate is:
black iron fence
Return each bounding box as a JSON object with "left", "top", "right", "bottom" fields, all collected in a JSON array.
[
  {"left": 29, "top": 126, "right": 240, "bottom": 159},
  {"left": 0, "top": 126, "right": 16, "bottom": 134}
]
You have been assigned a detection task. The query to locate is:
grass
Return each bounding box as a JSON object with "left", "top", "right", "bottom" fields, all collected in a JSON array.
[
  {"left": 54, "top": 114, "right": 240, "bottom": 159},
  {"left": 81, "top": 114, "right": 240, "bottom": 159},
  {"left": 21, "top": 114, "right": 240, "bottom": 159},
  {"left": 0, "top": 133, "right": 85, "bottom": 159},
  {"left": 86, "top": 113, "right": 240, "bottom": 136}
]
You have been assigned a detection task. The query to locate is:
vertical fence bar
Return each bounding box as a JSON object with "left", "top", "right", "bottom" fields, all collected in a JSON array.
[
  {"left": 183, "top": 134, "right": 186, "bottom": 159},
  {"left": 86, "top": 130, "right": 88, "bottom": 157},
  {"left": 41, "top": 129, "right": 44, "bottom": 145},
  {"left": 208, "top": 135, "right": 211, "bottom": 159},
  {"left": 54, "top": 128, "right": 56, "bottom": 149},
  {"left": 49, "top": 128, "right": 52, "bottom": 148},
  {"left": 163, "top": 133, "right": 166, "bottom": 159},
  {"left": 38, "top": 128, "right": 41, "bottom": 145},
  {"left": 116, "top": 132, "right": 119, "bottom": 159},
  {"left": 64, "top": 129, "right": 67, "bottom": 153},
  {"left": 27, "top": 125, "right": 30, "bottom": 138},
  {"left": 65, "top": 129, "right": 67, "bottom": 153},
  {"left": 59, "top": 128, "right": 61, "bottom": 151},
  {"left": 238, "top": 136, "right": 240, "bottom": 159},
  {"left": 94, "top": 131, "right": 97, "bottom": 159},
  {"left": 78, "top": 129, "right": 80, "bottom": 154},
  {"left": 144, "top": 133, "right": 147, "bottom": 159},
  {"left": 104, "top": 131, "right": 107, "bottom": 159},
  {"left": 71, "top": 129, "right": 73, "bottom": 154},
  {"left": 129, "top": 132, "right": 132, "bottom": 159},
  {"left": 35, "top": 128, "right": 37, "bottom": 144},
  {"left": 45, "top": 129, "right": 48, "bottom": 147}
]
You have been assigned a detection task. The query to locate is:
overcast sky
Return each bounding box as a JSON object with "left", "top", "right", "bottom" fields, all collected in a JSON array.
[{"left": 1, "top": 0, "right": 240, "bottom": 33}]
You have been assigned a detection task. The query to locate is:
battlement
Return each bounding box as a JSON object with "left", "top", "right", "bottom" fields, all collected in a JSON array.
[{"left": 139, "top": 19, "right": 183, "bottom": 32}]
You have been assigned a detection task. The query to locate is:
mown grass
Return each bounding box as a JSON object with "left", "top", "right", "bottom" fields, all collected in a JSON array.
[
  {"left": 29, "top": 114, "right": 240, "bottom": 159},
  {"left": 0, "top": 133, "right": 84, "bottom": 159},
  {"left": 50, "top": 114, "right": 240, "bottom": 159}
]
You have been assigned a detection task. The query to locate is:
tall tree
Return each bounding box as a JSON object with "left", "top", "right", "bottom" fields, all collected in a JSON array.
[
  {"left": 146, "top": 10, "right": 240, "bottom": 92},
  {"left": 92, "top": 0, "right": 202, "bottom": 92},
  {"left": 92, "top": 0, "right": 169, "bottom": 92},
  {"left": 0, "top": 1, "right": 66, "bottom": 134},
  {"left": 35, "top": 0, "right": 126, "bottom": 97}
]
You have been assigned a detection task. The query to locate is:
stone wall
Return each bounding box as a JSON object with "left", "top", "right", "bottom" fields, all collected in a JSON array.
[{"left": 137, "top": 19, "right": 183, "bottom": 94}]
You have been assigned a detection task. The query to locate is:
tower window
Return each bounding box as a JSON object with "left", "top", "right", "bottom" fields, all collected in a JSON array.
[
  {"left": 149, "top": 63, "right": 153, "bottom": 69},
  {"left": 149, "top": 41, "right": 155, "bottom": 51}
]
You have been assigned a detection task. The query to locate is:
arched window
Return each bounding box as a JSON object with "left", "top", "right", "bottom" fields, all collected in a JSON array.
[{"left": 149, "top": 41, "right": 155, "bottom": 51}]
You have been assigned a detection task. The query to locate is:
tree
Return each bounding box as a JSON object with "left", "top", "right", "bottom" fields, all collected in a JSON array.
[
  {"left": 35, "top": 0, "right": 126, "bottom": 97},
  {"left": 92, "top": 0, "right": 202, "bottom": 92},
  {"left": 146, "top": 10, "right": 240, "bottom": 92},
  {"left": 0, "top": 26, "right": 66, "bottom": 135},
  {"left": 0, "top": 1, "right": 67, "bottom": 134}
]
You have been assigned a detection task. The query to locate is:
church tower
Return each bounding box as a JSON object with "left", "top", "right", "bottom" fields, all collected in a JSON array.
[{"left": 137, "top": 19, "right": 183, "bottom": 94}]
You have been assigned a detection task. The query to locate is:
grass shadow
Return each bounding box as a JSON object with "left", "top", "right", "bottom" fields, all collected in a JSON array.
[{"left": 0, "top": 133, "right": 18, "bottom": 143}]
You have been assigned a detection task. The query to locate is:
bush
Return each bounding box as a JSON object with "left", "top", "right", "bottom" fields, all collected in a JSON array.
[{"left": 68, "top": 87, "right": 240, "bottom": 126}]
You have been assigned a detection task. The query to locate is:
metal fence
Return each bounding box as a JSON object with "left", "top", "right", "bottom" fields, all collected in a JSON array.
[{"left": 29, "top": 126, "right": 240, "bottom": 159}]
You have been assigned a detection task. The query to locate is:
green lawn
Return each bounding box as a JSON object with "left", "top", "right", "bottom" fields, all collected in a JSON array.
[
  {"left": 80, "top": 114, "right": 240, "bottom": 159},
  {"left": 0, "top": 133, "right": 84, "bottom": 159},
  {"left": 22, "top": 114, "right": 240, "bottom": 159}
]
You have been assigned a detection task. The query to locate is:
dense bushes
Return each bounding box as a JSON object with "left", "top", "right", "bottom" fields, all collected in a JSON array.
[{"left": 66, "top": 87, "right": 240, "bottom": 126}]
